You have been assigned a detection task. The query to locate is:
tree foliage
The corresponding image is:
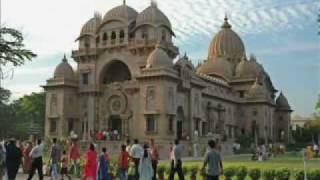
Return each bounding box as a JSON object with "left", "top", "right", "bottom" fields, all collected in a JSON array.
[
  {"left": 0, "top": 27, "right": 37, "bottom": 67},
  {"left": 0, "top": 90, "right": 45, "bottom": 139}
]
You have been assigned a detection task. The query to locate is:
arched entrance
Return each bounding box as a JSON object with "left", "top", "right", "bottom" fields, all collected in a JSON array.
[
  {"left": 101, "top": 60, "right": 132, "bottom": 85},
  {"left": 109, "top": 115, "right": 122, "bottom": 136},
  {"left": 176, "top": 107, "right": 184, "bottom": 140}
]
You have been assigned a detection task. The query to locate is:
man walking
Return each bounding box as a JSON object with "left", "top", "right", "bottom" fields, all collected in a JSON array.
[
  {"left": 150, "top": 139, "right": 159, "bottom": 180},
  {"left": 169, "top": 139, "right": 184, "bottom": 180},
  {"left": 27, "top": 139, "right": 44, "bottom": 180},
  {"left": 129, "top": 139, "right": 143, "bottom": 180},
  {"left": 5, "top": 139, "right": 22, "bottom": 180},
  {"left": 201, "top": 140, "right": 224, "bottom": 180},
  {"left": 50, "top": 138, "right": 61, "bottom": 180}
]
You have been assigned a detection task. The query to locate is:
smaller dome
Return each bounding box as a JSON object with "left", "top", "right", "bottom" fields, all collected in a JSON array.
[
  {"left": 276, "top": 92, "right": 291, "bottom": 110},
  {"left": 136, "top": 2, "right": 172, "bottom": 30},
  {"left": 247, "top": 79, "right": 268, "bottom": 99},
  {"left": 54, "top": 55, "right": 75, "bottom": 80},
  {"left": 103, "top": 4, "right": 138, "bottom": 24},
  {"left": 146, "top": 42, "right": 173, "bottom": 68},
  {"left": 235, "top": 55, "right": 264, "bottom": 79},
  {"left": 197, "top": 57, "right": 232, "bottom": 80},
  {"left": 80, "top": 14, "right": 102, "bottom": 37}
]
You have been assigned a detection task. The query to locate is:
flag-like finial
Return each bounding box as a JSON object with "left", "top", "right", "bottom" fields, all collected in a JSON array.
[{"left": 62, "top": 54, "right": 67, "bottom": 62}]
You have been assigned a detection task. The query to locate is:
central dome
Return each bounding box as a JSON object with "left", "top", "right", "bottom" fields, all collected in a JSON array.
[
  {"left": 208, "top": 17, "right": 245, "bottom": 61},
  {"left": 136, "top": 3, "right": 172, "bottom": 30},
  {"left": 102, "top": 4, "right": 138, "bottom": 24}
]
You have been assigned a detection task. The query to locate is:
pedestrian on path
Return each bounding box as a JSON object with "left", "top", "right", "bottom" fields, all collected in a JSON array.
[
  {"left": 138, "top": 144, "right": 153, "bottom": 180},
  {"left": 60, "top": 150, "right": 71, "bottom": 180},
  {"left": 27, "top": 139, "right": 44, "bottom": 180},
  {"left": 69, "top": 141, "right": 81, "bottom": 176},
  {"left": 98, "top": 147, "right": 110, "bottom": 180},
  {"left": 201, "top": 140, "right": 224, "bottom": 180},
  {"left": 150, "top": 139, "right": 158, "bottom": 180},
  {"left": 50, "top": 138, "right": 61, "bottom": 180},
  {"left": 84, "top": 143, "right": 98, "bottom": 180},
  {"left": 6, "top": 139, "right": 22, "bottom": 180},
  {"left": 129, "top": 139, "right": 143, "bottom": 180},
  {"left": 169, "top": 139, "right": 184, "bottom": 180},
  {"left": 118, "top": 145, "right": 130, "bottom": 180},
  {"left": 0, "top": 142, "right": 6, "bottom": 180}
]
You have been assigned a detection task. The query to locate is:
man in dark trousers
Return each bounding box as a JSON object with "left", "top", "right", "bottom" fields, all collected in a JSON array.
[
  {"left": 5, "top": 139, "right": 22, "bottom": 180},
  {"left": 169, "top": 139, "right": 185, "bottom": 180},
  {"left": 27, "top": 139, "right": 44, "bottom": 180},
  {"left": 201, "top": 140, "right": 224, "bottom": 180}
]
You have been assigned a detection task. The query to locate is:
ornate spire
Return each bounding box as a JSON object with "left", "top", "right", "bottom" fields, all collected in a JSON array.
[
  {"left": 221, "top": 14, "right": 231, "bottom": 29},
  {"left": 62, "top": 54, "right": 67, "bottom": 62}
]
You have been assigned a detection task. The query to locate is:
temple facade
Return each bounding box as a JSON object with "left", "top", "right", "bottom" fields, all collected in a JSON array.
[{"left": 43, "top": 2, "right": 292, "bottom": 147}]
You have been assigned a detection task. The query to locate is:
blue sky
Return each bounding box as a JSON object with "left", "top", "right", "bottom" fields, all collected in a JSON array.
[{"left": 1, "top": 0, "right": 319, "bottom": 117}]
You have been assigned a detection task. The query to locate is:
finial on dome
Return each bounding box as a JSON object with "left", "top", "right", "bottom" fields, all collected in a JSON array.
[
  {"left": 123, "top": 0, "right": 126, "bottom": 5},
  {"left": 151, "top": 0, "right": 157, "bottom": 7},
  {"left": 241, "top": 54, "right": 247, "bottom": 61},
  {"left": 62, "top": 54, "right": 67, "bottom": 62},
  {"left": 249, "top": 54, "right": 257, "bottom": 62},
  {"left": 221, "top": 14, "right": 231, "bottom": 29}
]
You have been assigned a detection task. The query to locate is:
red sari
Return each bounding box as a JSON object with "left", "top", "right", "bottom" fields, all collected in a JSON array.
[
  {"left": 84, "top": 149, "right": 98, "bottom": 180},
  {"left": 23, "top": 146, "right": 32, "bottom": 173}
]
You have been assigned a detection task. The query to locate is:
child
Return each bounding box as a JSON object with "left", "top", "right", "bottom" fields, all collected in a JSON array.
[{"left": 60, "top": 150, "right": 71, "bottom": 180}]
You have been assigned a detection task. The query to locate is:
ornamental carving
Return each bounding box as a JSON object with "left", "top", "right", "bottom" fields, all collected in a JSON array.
[
  {"left": 146, "top": 86, "right": 156, "bottom": 111},
  {"left": 50, "top": 94, "right": 57, "bottom": 115}
]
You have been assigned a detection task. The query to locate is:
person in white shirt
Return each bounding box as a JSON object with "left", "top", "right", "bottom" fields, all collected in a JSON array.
[
  {"left": 313, "top": 144, "right": 319, "bottom": 157},
  {"left": 129, "top": 139, "right": 143, "bottom": 179},
  {"left": 27, "top": 139, "right": 44, "bottom": 180}
]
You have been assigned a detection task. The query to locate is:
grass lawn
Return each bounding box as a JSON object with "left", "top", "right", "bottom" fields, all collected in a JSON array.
[{"left": 162, "top": 153, "right": 320, "bottom": 180}]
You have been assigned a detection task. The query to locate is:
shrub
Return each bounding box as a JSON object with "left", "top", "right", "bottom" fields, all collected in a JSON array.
[
  {"left": 249, "top": 168, "right": 261, "bottom": 180},
  {"left": 235, "top": 166, "right": 248, "bottom": 180},
  {"left": 275, "top": 168, "right": 291, "bottom": 180},
  {"left": 293, "top": 169, "right": 305, "bottom": 180},
  {"left": 308, "top": 169, "right": 320, "bottom": 180},
  {"left": 182, "top": 166, "right": 189, "bottom": 176},
  {"left": 157, "top": 165, "right": 166, "bottom": 180},
  {"left": 189, "top": 165, "right": 199, "bottom": 176},
  {"left": 263, "top": 169, "right": 276, "bottom": 180},
  {"left": 224, "top": 167, "right": 236, "bottom": 180}
]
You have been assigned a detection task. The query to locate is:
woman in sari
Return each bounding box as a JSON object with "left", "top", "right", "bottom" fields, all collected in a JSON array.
[
  {"left": 98, "top": 147, "right": 110, "bottom": 180},
  {"left": 138, "top": 144, "right": 153, "bottom": 180},
  {"left": 23, "top": 142, "right": 32, "bottom": 174},
  {"left": 84, "top": 144, "right": 98, "bottom": 180}
]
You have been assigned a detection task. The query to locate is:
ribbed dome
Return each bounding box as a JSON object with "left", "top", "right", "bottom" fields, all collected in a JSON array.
[
  {"left": 197, "top": 57, "right": 233, "bottom": 80},
  {"left": 208, "top": 17, "right": 245, "bottom": 60},
  {"left": 276, "top": 92, "right": 291, "bottom": 110},
  {"left": 136, "top": 3, "right": 172, "bottom": 30},
  {"left": 54, "top": 55, "right": 75, "bottom": 80},
  {"left": 80, "top": 14, "right": 102, "bottom": 36},
  {"left": 247, "top": 79, "right": 267, "bottom": 99},
  {"left": 146, "top": 43, "right": 173, "bottom": 68},
  {"left": 235, "top": 55, "right": 264, "bottom": 79},
  {"left": 103, "top": 4, "right": 138, "bottom": 24}
]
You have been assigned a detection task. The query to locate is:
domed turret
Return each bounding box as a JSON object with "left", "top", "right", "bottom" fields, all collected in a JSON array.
[
  {"left": 247, "top": 79, "right": 268, "bottom": 100},
  {"left": 276, "top": 92, "right": 291, "bottom": 110},
  {"left": 197, "top": 57, "right": 232, "bottom": 80},
  {"left": 136, "top": 2, "right": 172, "bottom": 33},
  {"left": 54, "top": 55, "right": 75, "bottom": 80},
  {"left": 146, "top": 42, "right": 173, "bottom": 68},
  {"left": 208, "top": 16, "right": 245, "bottom": 62},
  {"left": 102, "top": 2, "right": 138, "bottom": 24},
  {"left": 235, "top": 55, "right": 264, "bottom": 79},
  {"left": 79, "top": 13, "right": 102, "bottom": 38}
]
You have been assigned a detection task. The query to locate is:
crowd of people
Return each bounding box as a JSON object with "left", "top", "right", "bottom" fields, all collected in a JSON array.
[{"left": 0, "top": 137, "right": 224, "bottom": 180}]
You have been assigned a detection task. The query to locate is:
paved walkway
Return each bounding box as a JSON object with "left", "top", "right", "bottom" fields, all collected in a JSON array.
[{"left": 5, "top": 173, "right": 81, "bottom": 180}]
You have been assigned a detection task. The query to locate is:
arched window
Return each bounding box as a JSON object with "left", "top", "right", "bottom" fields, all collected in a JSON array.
[
  {"left": 103, "top": 33, "right": 108, "bottom": 40},
  {"left": 120, "top": 30, "right": 125, "bottom": 39},
  {"left": 161, "top": 29, "right": 166, "bottom": 41},
  {"left": 111, "top": 31, "right": 116, "bottom": 44},
  {"left": 102, "top": 60, "right": 132, "bottom": 84},
  {"left": 96, "top": 36, "right": 100, "bottom": 44},
  {"left": 119, "top": 30, "right": 125, "bottom": 43},
  {"left": 142, "top": 29, "right": 148, "bottom": 40},
  {"left": 84, "top": 37, "right": 90, "bottom": 48}
]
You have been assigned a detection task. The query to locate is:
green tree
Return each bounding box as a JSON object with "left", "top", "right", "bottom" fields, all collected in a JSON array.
[{"left": 0, "top": 27, "right": 36, "bottom": 67}]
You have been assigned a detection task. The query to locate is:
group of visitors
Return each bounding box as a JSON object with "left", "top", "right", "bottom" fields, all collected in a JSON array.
[
  {"left": 96, "top": 130, "right": 121, "bottom": 141},
  {"left": 0, "top": 137, "right": 224, "bottom": 180}
]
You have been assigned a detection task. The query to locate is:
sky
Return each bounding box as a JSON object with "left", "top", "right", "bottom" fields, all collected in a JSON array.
[{"left": 1, "top": 0, "right": 319, "bottom": 117}]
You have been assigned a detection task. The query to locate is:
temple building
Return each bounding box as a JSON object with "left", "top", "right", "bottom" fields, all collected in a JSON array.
[{"left": 43, "top": 1, "right": 292, "bottom": 152}]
